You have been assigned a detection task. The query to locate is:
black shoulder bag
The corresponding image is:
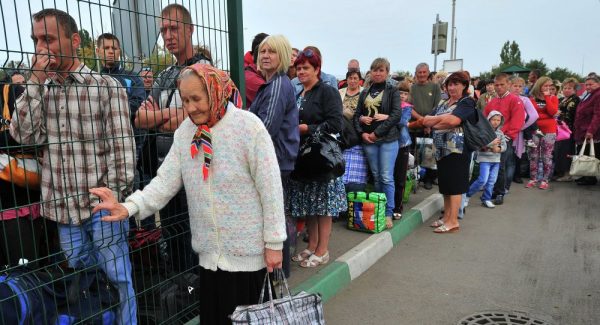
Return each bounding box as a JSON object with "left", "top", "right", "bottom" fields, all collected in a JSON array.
[
  {"left": 462, "top": 107, "right": 497, "bottom": 151},
  {"left": 291, "top": 125, "right": 345, "bottom": 182}
]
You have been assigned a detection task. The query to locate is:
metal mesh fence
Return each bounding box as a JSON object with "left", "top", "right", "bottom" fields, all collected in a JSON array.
[{"left": 0, "top": 0, "right": 239, "bottom": 323}]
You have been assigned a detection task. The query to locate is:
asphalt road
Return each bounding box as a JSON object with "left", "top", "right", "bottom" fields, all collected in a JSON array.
[{"left": 324, "top": 182, "right": 600, "bottom": 325}]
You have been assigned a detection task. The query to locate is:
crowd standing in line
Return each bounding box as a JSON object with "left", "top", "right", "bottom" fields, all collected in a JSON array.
[{"left": 1, "top": 3, "right": 599, "bottom": 324}]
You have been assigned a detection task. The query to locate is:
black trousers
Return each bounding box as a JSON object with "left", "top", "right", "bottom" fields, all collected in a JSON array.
[
  {"left": 493, "top": 139, "right": 514, "bottom": 197},
  {"left": 198, "top": 267, "right": 274, "bottom": 325},
  {"left": 394, "top": 146, "right": 411, "bottom": 213},
  {"left": 281, "top": 172, "right": 292, "bottom": 279}
]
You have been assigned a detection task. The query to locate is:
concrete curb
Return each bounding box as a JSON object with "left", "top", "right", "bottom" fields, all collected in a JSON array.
[{"left": 292, "top": 193, "right": 443, "bottom": 302}]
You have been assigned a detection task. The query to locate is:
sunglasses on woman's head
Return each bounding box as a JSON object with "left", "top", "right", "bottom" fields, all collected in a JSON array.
[{"left": 299, "top": 49, "right": 314, "bottom": 58}]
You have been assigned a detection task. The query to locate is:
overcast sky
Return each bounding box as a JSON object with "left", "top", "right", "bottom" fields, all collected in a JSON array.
[
  {"left": 243, "top": 0, "right": 600, "bottom": 78},
  {"left": 2, "top": 0, "right": 599, "bottom": 80}
]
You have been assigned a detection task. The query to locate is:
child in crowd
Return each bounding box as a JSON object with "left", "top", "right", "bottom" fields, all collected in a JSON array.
[
  {"left": 465, "top": 111, "right": 507, "bottom": 208},
  {"left": 393, "top": 81, "right": 413, "bottom": 218}
]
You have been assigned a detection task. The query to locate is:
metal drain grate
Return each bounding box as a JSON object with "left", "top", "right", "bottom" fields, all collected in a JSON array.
[{"left": 458, "top": 311, "right": 552, "bottom": 325}]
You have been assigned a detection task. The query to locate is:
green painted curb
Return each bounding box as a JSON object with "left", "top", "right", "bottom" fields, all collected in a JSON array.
[
  {"left": 388, "top": 209, "right": 423, "bottom": 245},
  {"left": 291, "top": 261, "right": 350, "bottom": 303}
]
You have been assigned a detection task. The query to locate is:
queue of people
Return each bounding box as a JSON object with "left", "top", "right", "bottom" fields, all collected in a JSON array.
[{"left": 1, "top": 4, "right": 599, "bottom": 325}]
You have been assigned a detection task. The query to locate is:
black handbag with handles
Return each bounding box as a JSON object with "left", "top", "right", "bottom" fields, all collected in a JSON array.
[
  {"left": 291, "top": 125, "right": 345, "bottom": 182},
  {"left": 462, "top": 108, "right": 497, "bottom": 151}
]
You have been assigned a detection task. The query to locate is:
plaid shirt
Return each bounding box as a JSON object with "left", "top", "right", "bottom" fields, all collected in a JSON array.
[{"left": 10, "top": 63, "right": 135, "bottom": 225}]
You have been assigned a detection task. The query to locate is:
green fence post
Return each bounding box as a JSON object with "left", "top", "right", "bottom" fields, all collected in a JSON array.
[{"left": 227, "top": 0, "right": 246, "bottom": 107}]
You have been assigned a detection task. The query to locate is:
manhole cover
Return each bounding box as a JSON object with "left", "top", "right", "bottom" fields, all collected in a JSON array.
[{"left": 458, "top": 310, "right": 552, "bottom": 325}]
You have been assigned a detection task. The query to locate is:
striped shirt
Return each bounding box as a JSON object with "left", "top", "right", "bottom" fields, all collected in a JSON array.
[{"left": 10, "top": 63, "right": 135, "bottom": 225}]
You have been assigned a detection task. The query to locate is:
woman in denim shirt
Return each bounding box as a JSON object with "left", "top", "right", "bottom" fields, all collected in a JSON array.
[{"left": 422, "top": 71, "right": 476, "bottom": 234}]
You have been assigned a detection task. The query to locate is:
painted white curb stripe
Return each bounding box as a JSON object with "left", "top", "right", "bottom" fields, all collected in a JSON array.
[
  {"left": 413, "top": 194, "right": 444, "bottom": 223},
  {"left": 337, "top": 231, "right": 393, "bottom": 281},
  {"left": 335, "top": 194, "right": 443, "bottom": 282}
]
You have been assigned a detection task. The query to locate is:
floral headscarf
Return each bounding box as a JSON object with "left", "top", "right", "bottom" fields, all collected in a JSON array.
[{"left": 182, "top": 63, "right": 243, "bottom": 180}]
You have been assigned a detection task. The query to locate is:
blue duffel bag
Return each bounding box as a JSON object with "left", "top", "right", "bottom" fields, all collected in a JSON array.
[{"left": 0, "top": 267, "right": 119, "bottom": 325}]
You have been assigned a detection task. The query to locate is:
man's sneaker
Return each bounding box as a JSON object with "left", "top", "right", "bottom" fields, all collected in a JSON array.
[
  {"left": 539, "top": 181, "right": 549, "bottom": 190},
  {"left": 494, "top": 195, "right": 504, "bottom": 205},
  {"left": 525, "top": 180, "right": 537, "bottom": 188},
  {"left": 464, "top": 196, "right": 470, "bottom": 207},
  {"left": 482, "top": 200, "right": 496, "bottom": 208}
]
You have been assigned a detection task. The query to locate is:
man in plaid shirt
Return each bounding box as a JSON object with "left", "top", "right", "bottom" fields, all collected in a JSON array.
[{"left": 9, "top": 9, "right": 137, "bottom": 324}]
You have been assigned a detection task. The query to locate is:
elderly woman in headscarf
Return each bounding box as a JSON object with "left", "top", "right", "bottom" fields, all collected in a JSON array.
[{"left": 90, "top": 63, "right": 286, "bottom": 324}]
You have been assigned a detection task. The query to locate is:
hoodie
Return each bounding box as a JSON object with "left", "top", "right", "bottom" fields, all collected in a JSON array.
[{"left": 476, "top": 110, "right": 507, "bottom": 163}]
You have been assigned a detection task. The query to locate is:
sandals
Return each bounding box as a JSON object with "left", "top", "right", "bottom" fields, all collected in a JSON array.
[
  {"left": 433, "top": 224, "right": 459, "bottom": 234},
  {"left": 291, "top": 249, "right": 314, "bottom": 262},
  {"left": 430, "top": 219, "right": 444, "bottom": 228},
  {"left": 300, "top": 251, "right": 330, "bottom": 268}
]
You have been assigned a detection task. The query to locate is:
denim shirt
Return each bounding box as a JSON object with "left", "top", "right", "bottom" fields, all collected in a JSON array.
[{"left": 398, "top": 102, "right": 413, "bottom": 148}]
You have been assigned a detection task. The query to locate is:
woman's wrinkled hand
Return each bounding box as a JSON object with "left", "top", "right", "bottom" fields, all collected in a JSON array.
[
  {"left": 89, "top": 187, "right": 129, "bottom": 222},
  {"left": 264, "top": 248, "right": 282, "bottom": 273}
]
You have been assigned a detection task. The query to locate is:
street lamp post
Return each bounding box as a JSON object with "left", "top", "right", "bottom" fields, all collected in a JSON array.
[{"left": 450, "top": 0, "right": 456, "bottom": 60}]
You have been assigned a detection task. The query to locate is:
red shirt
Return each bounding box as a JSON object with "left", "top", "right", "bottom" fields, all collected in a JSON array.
[
  {"left": 244, "top": 63, "right": 265, "bottom": 108},
  {"left": 484, "top": 92, "right": 525, "bottom": 140},
  {"left": 530, "top": 95, "right": 559, "bottom": 134}
]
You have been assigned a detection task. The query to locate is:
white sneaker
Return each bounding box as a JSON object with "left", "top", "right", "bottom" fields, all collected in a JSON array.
[
  {"left": 482, "top": 200, "right": 496, "bottom": 208},
  {"left": 464, "top": 196, "right": 470, "bottom": 207}
]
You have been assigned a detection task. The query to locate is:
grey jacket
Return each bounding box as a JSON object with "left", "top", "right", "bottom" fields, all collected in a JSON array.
[{"left": 476, "top": 110, "right": 507, "bottom": 163}]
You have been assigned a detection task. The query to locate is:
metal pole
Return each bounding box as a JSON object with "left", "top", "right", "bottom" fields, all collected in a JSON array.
[
  {"left": 227, "top": 0, "right": 246, "bottom": 106},
  {"left": 450, "top": 0, "right": 456, "bottom": 60},
  {"left": 453, "top": 27, "right": 457, "bottom": 59},
  {"left": 434, "top": 14, "right": 439, "bottom": 72}
]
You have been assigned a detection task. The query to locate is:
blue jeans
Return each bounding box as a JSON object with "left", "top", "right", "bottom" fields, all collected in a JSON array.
[
  {"left": 58, "top": 211, "right": 137, "bottom": 325},
  {"left": 364, "top": 141, "right": 399, "bottom": 216},
  {"left": 467, "top": 162, "right": 500, "bottom": 201}
]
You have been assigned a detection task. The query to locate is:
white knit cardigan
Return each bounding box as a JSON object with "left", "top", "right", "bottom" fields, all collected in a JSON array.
[{"left": 123, "top": 103, "right": 287, "bottom": 272}]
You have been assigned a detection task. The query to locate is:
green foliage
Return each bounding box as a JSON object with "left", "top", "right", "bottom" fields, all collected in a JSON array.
[
  {"left": 142, "top": 46, "right": 175, "bottom": 75},
  {"left": 499, "top": 40, "right": 522, "bottom": 67},
  {"left": 79, "top": 29, "right": 93, "bottom": 48},
  {"left": 78, "top": 45, "right": 98, "bottom": 71},
  {"left": 524, "top": 59, "right": 549, "bottom": 76},
  {"left": 548, "top": 67, "right": 581, "bottom": 82},
  {"left": 393, "top": 70, "right": 413, "bottom": 78}
]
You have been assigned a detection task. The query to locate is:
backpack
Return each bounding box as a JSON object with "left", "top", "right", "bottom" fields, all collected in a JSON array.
[
  {"left": 129, "top": 226, "right": 200, "bottom": 324},
  {"left": 0, "top": 267, "right": 119, "bottom": 325}
]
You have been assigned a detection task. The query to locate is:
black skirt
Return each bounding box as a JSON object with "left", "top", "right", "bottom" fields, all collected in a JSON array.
[
  {"left": 437, "top": 152, "right": 471, "bottom": 195},
  {"left": 198, "top": 266, "right": 272, "bottom": 325}
]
